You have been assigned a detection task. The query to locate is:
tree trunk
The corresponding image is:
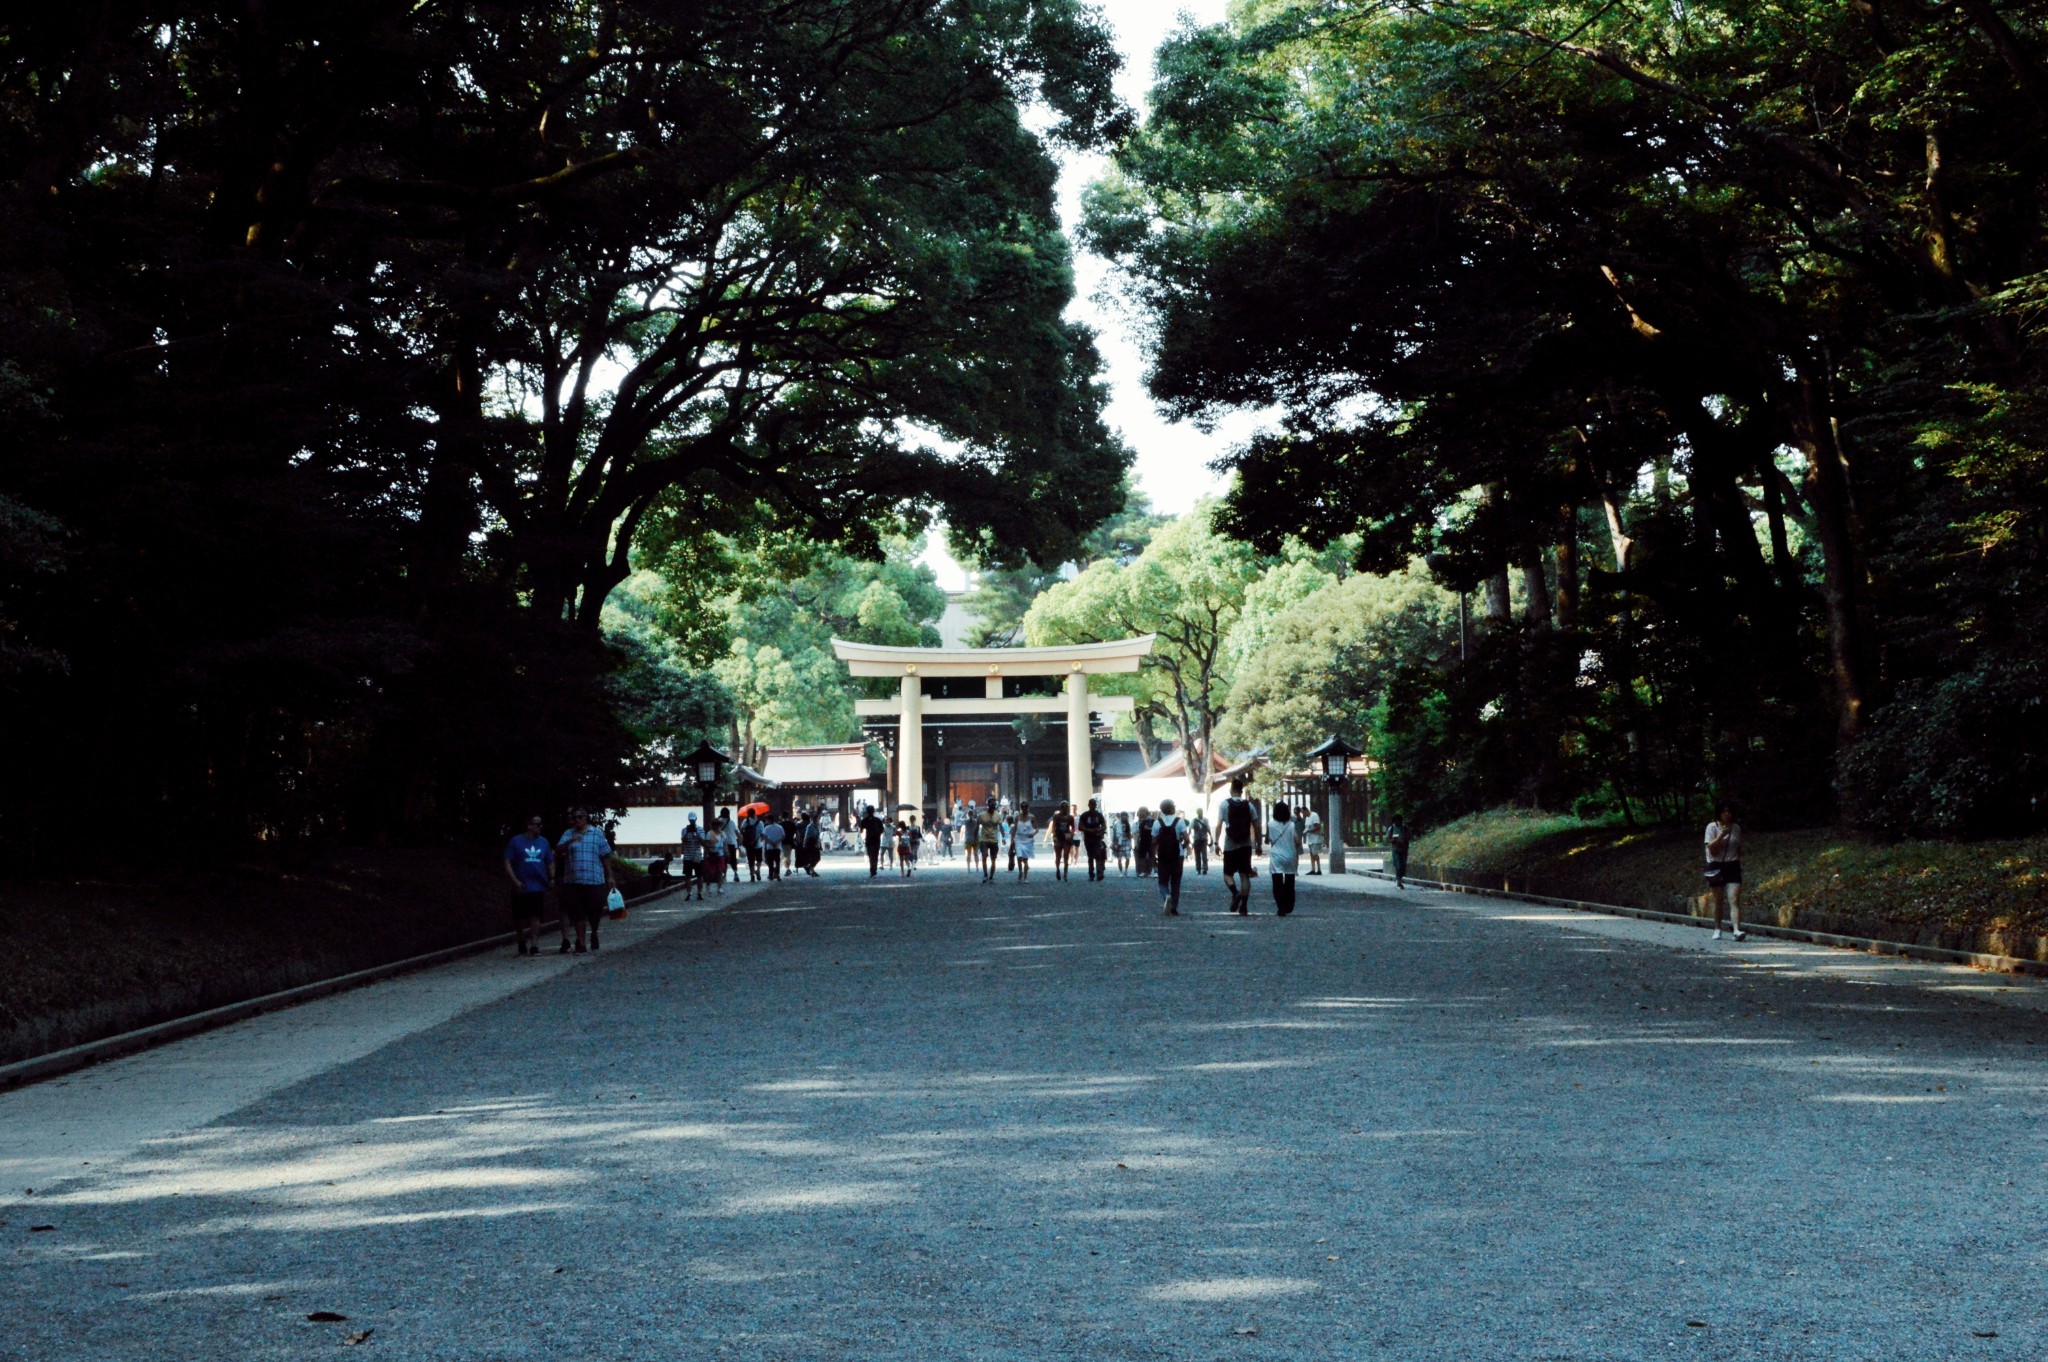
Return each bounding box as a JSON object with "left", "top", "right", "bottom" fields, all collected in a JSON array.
[
  {"left": 1519, "top": 546, "right": 1553, "bottom": 628},
  {"left": 1553, "top": 523, "right": 1579, "bottom": 629},
  {"left": 1791, "top": 371, "right": 1873, "bottom": 746},
  {"left": 1760, "top": 465, "right": 1801, "bottom": 595},
  {"left": 1479, "top": 483, "right": 1513, "bottom": 626}
]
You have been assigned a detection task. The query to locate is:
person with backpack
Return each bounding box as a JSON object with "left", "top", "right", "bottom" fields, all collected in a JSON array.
[
  {"left": 738, "top": 809, "right": 763, "bottom": 881},
  {"left": 1077, "top": 797, "right": 1108, "bottom": 881},
  {"left": 1219, "top": 778, "right": 1263, "bottom": 916},
  {"left": 1189, "top": 811, "right": 1212, "bottom": 876},
  {"left": 679, "top": 813, "right": 708, "bottom": 901},
  {"left": 1266, "top": 801, "right": 1301, "bottom": 916},
  {"left": 1152, "top": 799, "right": 1188, "bottom": 915},
  {"left": 1134, "top": 805, "right": 1155, "bottom": 878}
]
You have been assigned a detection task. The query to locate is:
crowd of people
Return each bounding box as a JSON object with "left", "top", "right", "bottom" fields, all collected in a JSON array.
[{"left": 501, "top": 779, "right": 1416, "bottom": 956}]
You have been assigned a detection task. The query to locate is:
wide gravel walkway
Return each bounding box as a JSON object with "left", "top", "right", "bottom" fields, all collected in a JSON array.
[{"left": 5, "top": 854, "right": 2046, "bottom": 1360}]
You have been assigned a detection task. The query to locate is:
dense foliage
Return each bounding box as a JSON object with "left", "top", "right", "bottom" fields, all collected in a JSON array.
[
  {"left": 0, "top": 1, "right": 1127, "bottom": 863},
  {"left": 1087, "top": 0, "right": 2048, "bottom": 835}
]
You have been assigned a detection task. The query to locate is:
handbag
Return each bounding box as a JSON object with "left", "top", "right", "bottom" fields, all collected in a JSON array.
[
  {"left": 606, "top": 886, "right": 628, "bottom": 919},
  {"left": 1703, "top": 864, "right": 1727, "bottom": 887}
]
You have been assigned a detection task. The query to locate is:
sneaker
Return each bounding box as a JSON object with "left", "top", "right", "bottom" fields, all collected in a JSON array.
[
  {"left": 1732, "top": 929, "right": 1747, "bottom": 941},
  {"left": 1711, "top": 929, "right": 1723, "bottom": 940},
  {"left": 574, "top": 944, "right": 587, "bottom": 955},
  {"left": 559, "top": 941, "right": 572, "bottom": 954}
]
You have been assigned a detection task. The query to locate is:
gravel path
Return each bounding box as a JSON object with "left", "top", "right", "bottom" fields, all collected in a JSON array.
[{"left": 5, "top": 857, "right": 2045, "bottom": 1360}]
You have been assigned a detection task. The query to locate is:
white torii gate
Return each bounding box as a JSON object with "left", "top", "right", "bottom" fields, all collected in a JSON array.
[{"left": 831, "top": 636, "right": 1157, "bottom": 821}]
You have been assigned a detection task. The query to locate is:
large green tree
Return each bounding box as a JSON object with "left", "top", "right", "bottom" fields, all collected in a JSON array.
[{"left": 1087, "top": 0, "right": 2048, "bottom": 833}]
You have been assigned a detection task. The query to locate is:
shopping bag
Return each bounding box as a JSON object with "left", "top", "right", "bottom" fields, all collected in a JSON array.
[{"left": 606, "top": 886, "right": 627, "bottom": 920}]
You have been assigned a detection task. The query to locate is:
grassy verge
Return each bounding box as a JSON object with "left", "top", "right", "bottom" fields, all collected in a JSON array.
[
  {"left": 0, "top": 848, "right": 663, "bottom": 1067},
  {"left": 1408, "top": 808, "right": 2048, "bottom": 964}
]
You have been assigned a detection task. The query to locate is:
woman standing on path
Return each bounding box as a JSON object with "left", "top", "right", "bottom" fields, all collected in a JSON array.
[
  {"left": 1134, "top": 806, "right": 1155, "bottom": 879},
  {"left": 1705, "top": 803, "right": 1746, "bottom": 940},
  {"left": 1111, "top": 812, "right": 1132, "bottom": 875},
  {"left": 1267, "top": 802, "right": 1301, "bottom": 916},
  {"left": 1014, "top": 806, "right": 1037, "bottom": 881},
  {"left": 1303, "top": 810, "right": 1325, "bottom": 876}
]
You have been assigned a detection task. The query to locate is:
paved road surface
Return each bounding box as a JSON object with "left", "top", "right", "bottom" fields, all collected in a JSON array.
[{"left": 5, "top": 857, "right": 2045, "bottom": 1360}]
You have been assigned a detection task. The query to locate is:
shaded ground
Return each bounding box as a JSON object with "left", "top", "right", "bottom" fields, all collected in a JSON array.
[
  {"left": 1412, "top": 807, "right": 2048, "bottom": 962},
  {"left": 5, "top": 860, "right": 2046, "bottom": 1360},
  {"left": 0, "top": 849, "right": 682, "bottom": 1067}
]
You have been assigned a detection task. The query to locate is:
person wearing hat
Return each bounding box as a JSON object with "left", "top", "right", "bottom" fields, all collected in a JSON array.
[{"left": 679, "top": 812, "right": 708, "bottom": 900}]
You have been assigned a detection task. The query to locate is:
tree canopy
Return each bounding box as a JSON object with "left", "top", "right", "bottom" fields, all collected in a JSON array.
[
  {"left": 1085, "top": 0, "right": 2048, "bottom": 835},
  {"left": 0, "top": 1, "right": 1128, "bottom": 857}
]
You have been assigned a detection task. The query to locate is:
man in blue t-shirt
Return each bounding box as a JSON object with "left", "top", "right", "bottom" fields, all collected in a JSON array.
[{"left": 502, "top": 815, "right": 554, "bottom": 957}]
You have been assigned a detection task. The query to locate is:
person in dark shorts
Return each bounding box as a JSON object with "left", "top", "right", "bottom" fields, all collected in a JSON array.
[
  {"left": 1189, "top": 811, "right": 1211, "bottom": 875},
  {"left": 555, "top": 808, "right": 617, "bottom": 954},
  {"left": 1077, "top": 797, "right": 1108, "bottom": 881},
  {"left": 502, "top": 815, "right": 553, "bottom": 956},
  {"left": 1385, "top": 813, "right": 1410, "bottom": 889},
  {"left": 1218, "top": 778, "right": 1263, "bottom": 915},
  {"left": 1050, "top": 802, "right": 1077, "bottom": 881},
  {"left": 1705, "top": 803, "right": 1746, "bottom": 940}
]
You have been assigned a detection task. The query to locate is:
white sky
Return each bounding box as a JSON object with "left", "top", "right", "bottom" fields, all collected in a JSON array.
[{"left": 925, "top": 0, "right": 1249, "bottom": 591}]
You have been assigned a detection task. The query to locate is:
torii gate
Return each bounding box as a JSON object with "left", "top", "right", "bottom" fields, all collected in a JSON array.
[{"left": 831, "top": 636, "right": 1157, "bottom": 821}]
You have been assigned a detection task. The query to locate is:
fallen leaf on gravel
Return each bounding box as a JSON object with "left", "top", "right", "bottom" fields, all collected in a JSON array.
[
  {"left": 1685, "top": 1321, "right": 1707, "bottom": 1328},
  {"left": 28, "top": 1225, "right": 54, "bottom": 1232},
  {"left": 1232, "top": 1327, "right": 1259, "bottom": 1336},
  {"left": 307, "top": 1311, "right": 349, "bottom": 1322},
  {"left": 1115, "top": 1163, "right": 1128, "bottom": 1170},
  {"left": 343, "top": 1329, "right": 374, "bottom": 1345},
  {"left": 1974, "top": 1331, "right": 1999, "bottom": 1339}
]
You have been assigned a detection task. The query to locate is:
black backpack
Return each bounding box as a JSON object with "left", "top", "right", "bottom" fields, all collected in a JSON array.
[{"left": 1224, "top": 797, "right": 1254, "bottom": 843}]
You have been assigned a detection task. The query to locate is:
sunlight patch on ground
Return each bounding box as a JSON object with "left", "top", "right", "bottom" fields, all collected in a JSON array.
[{"left": 1142, "top": 1276, "right": 1319, "bottom": 1302}]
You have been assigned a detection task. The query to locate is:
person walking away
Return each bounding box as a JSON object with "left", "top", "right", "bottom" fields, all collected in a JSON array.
[
  {"left": 979, "top": 802, "right": 1002, "bottom": 882},
  {"left": 860, "top": 805, "right": 886, "bottom": 877},
  {"left": 1303, "top": 809, "right": 1325, "bottom": 875},
  {"left": 679, "top": 813, "right": 708, "bottom": 900},
  {"left": 1385, "top": 813, "right": 1410, "bottom": 889},
  {"left": 1078, "top": 797, "right": 1108, "bottom": 881},
  {"left": 799, "top": 810, "right": 823, "bottom": 877},
  {"left": 1111, "top": 812, "right": 1132, "bottom": 875},
  {"left": 1267, "top": 802, "right": 1301, "bottom": 916},
  {"left": 1134, "top": 805, "right": 1155, "bottom": 878},
  {"left": 939, "top": 819, "right": 953, "bottom": 860},
  {"left": 739, "top": 810, "right": 763, "bottom": 881},
  {"left": 759, "top": 814, "right": 786, "bottom": 881},
  {"left": 905, "top": 819, "right": 923, "bottom": 877},
  {"left": 503, "top": 815, "right": 553, "bottom": 956},
  {"left": 555, "top": 808, "right": 617, "bottom": 953},
  {"left": 1705, "top": 804, "right": 1746, "bottom": 940},
  {"left": 1219, "top": 779, "right": 1263, "bottom": 915},
  {"left": 716, "top": 809, "right": 740, "bottom": 883},
  {"left": 1189, "top": 811, "right": 1211, "bottom": 876},
  {"left": 1153, "top": 799, "right": 1188, "bottom": 915},
  {"left": 1050, "top": 802, "right": 1076, "bottom": 881},
  {"left": 1014, "top": 807, "right": 1038, "bottom": 881},
  {"left": 999, "top": 812, "right": 1016, "bottom": 874}
]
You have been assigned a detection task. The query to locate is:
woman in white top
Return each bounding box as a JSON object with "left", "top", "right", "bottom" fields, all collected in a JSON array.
[
  {"left": 1267, "top": 802, "right": 1302, "bottom": 916},
  {"left": 1302, "top": 809, "right": 1325, "bottom": 875},
  {"left": 1704, "top": 803, "right": 1745, "bottom": 940},
  {"left": 1013, "top": 808, "right": 1037, "bottom": 881}
]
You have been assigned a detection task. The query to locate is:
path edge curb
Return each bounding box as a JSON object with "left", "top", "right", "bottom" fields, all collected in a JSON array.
[
  {"left": 0, "top": 882, "right": 701, "bottom": 1091},
  {"left": 1349, "top": 868, "right": 2048, "bottom": 980}
]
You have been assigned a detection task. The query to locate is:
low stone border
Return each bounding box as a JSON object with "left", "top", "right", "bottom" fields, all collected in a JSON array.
[
  {"left": 1349, "top": 867, "right": 2048, "bottom": 980},
  {"left": 0, "top": 881, "right": 698, "bottom": 1091}
]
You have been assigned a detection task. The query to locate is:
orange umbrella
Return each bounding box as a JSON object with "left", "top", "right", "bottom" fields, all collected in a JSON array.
[{"left": 737, "top": 801, "right": 773, "bottom": 818}]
